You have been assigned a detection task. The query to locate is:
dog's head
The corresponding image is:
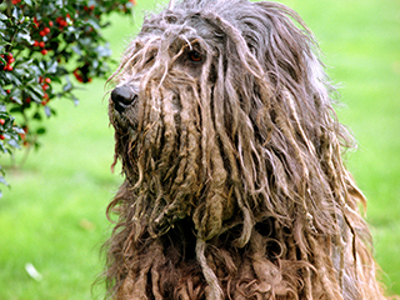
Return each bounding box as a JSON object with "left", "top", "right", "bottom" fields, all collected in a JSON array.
[{"left": 108, "top": 0, "right": 356, "bottom": 243}]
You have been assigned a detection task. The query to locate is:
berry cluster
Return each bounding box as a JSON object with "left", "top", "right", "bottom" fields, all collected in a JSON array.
[
  {"left": 1, "top": 53, "right": 15, "bottom": 71},
  {"left": 56, "top": 16, "right": 69, "bottom": 29},
  {"left": 0, "top": 119, "right": 5, "bottom": 141},
  {"left": 38, "top": 76, "right": 52, "bottom": 106},
  {"left": 73, "top": 65, "right": 92, "bottom": 83},
  {"left": 32, "top": 17, "right": 58, "bottom": 56}
]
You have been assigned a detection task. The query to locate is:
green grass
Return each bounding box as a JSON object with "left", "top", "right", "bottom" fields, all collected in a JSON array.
[{"left": 0, "top": 0, "right": 399, "bottom": 298}]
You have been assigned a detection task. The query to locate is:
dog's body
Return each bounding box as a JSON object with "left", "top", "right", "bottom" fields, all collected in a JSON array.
[{"left": 106, "top": 0, "right": 387, "bottom": 299}]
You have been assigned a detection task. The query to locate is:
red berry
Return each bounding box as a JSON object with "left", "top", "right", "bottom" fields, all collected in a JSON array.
[
  {"left": 7, "top": 53, "right": 13, "bottom": 59},
  {"left": 25, "top": 97, "right": 31, "bottom": 104},
  {"left": 39, "top": 41, "right": 45, "bottom": 48},
  {"left": 66, "top": 13, "right": 71, "bottom": 19},
  {"left": 84, "top": 6, "right": 89, "bottom": 12},
  {"left": 73, "top": 69, "right": 84, "bottom": 82},
  {"left": 39, "top": 76, "right": 43, "bottom": 83},
  {"left": 8, "top": 57, "right": 15, "bottom": 64},
  {"left": 45, "top": 77, "right": 51, "bottom": 84},
  {"left": 42, "top": 84, "right": 49, "bottom": 91},
  {"left": 12, "top": 0, "right": 18, "bottom": 5},
  {"left": 43, "top": 93, "right": 49, "bottom": 100},
  {"left": 0, "top": 135, "right": 5, "bottom": 140},
  {"left": 41, "top": 49, "right": 48, "bottom": 55},
  {"left": 39, "top": 30, "right": 46, "bottom": 37},
  {"left": 33, "top": 40, "right": 39, "bottom": 47},
  {"left": 5, "top": 65, "right": 13, "bottom": 71},
  {"left": 41, "top": 100, "right": 47, "bottom": 106},
  {"left": 44, "top": 27, "right": 50, "bottom": 34},
  {"left": 6, "top": 89, "right": 11, "bottom": 94},
  {"left": 49, "top": 21, "right": 54, "bottom": 27},
  {"left": 33, "top": 17, "right": 39, "bottom": 27},
  {"left": 0, "top": 119, "right": 5, "bottom": 125},
  {"left": 60, "top": 20, "right": 68, "bottom": 27},
  {"left": 90, "top": 5, "right": 95, "bottom": 10}
]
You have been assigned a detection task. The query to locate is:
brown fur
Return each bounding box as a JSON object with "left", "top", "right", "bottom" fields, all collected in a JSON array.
[{"left": 104, "top": 0, "right": 388, "bottom": 299}]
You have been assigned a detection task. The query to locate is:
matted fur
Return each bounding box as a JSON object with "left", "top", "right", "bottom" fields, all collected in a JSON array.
[{"left": 105, "top": 0, "right": 388, "bottom": 299}]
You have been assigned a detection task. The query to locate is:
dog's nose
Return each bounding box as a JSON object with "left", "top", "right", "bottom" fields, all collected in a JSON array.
[{"left": 111, "top": 85, "right": 137, "bottom": 113}]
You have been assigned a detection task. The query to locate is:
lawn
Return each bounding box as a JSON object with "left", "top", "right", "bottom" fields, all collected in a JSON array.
[{"left": 0, "top": 0, "right": 399, "bottom": 299}]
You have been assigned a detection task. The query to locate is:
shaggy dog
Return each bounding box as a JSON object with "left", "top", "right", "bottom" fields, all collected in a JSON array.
[{"left": 105, "top": 0, "right": 388, "bottom": 299}]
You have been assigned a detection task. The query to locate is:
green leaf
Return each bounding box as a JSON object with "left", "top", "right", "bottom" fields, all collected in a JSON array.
[
  {"left": 12, "top": 7, "right": 20, "bottom": 19},
  {"left": 36, "top": 128, "right": 46, "bottom": 135},
  {"left": 29, "top": 91, "right": 43, "bottom": 104},
  {"left": 47, "top": 60, "right": 58, "bottom": 74},
  {"left": 44, "top": 106, "right": 51, "bottom": 117},
  {"left": 28, "top": 84, "right": 45, "bottom": 98},
  {"left": 8, "top": 139, "right": 20, "bottom": 149},
  {"left": 55, "top": 0, "right": 63, "bottom": 7},
  {"left": 5, "top": 72, "right": 22, "bottom": 86},
  {"left": 13, "top": 129, "right": 25, "bottom": 135},
  {"left": 70, "top": 94, "right": 79, "bottom": 106},
  {"left": 63, "top": 76, "right": 73, "bottom": 92},
  {"left": 71, "top": 46, "right": 82, "bottom": 56},
  {"left": 0, "top": 176, "right": 8, "bottom": 186},
  {"left": 17, "top": 32, "right": 33, "bottom": 44},
  {"left": 86, "top": 19, "right": 101, "bottom": 31},
  {"left": 33, "top": 112, "right": 42, "bottom": 120},
  {"left": 0, "top": 142, "right": 6, "bottom": 153},
  {"left": 38, "top": 61, "right": 46, "bottom": 72}
]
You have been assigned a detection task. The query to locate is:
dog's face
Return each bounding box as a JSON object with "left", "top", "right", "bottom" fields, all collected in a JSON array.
[
  {"left": 110, "top": 35, "right": 207, "bottom": 139},
  {"left": 109, "top": 11, "right": 216, "bottom": 171}
]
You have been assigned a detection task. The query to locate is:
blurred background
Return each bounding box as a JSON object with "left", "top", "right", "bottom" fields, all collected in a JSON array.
[{"left": 0, "top": 0, "right": 399, "bottom": 298}]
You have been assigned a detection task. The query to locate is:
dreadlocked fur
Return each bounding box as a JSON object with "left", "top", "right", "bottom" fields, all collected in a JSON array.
[{"left": 105, "top": 0, "right": 388, "bottom": 299}]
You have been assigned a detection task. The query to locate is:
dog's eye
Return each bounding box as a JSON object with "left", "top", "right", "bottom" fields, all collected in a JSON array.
[
  {"left": 188, "top": 50, "right": 203, "bottom": 63},
  {"left": 145, "top": 56, "right": 155, "bottom": 64}
]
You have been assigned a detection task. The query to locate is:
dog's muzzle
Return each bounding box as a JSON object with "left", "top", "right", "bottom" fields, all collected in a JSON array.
[{"left": 111, "top": 85, "right": 138, "bottom": 113}]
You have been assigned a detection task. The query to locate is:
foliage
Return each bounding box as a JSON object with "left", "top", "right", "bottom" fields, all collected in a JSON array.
[{"left": 0, "top": 0, "right": 135, "bottom": 196}]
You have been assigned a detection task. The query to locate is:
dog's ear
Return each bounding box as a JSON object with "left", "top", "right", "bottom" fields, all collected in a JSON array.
[{"left": 248, "top": 2, "right": 315, "bottom": 87}]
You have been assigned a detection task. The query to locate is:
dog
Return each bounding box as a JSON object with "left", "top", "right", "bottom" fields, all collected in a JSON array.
[{"left": 105, "top": 0, "right": 388, "bottom": 299}]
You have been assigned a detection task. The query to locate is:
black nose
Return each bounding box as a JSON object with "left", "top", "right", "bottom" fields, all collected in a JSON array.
[{"left": 111, "top": 85, "right": 137, "bottom": 113}]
